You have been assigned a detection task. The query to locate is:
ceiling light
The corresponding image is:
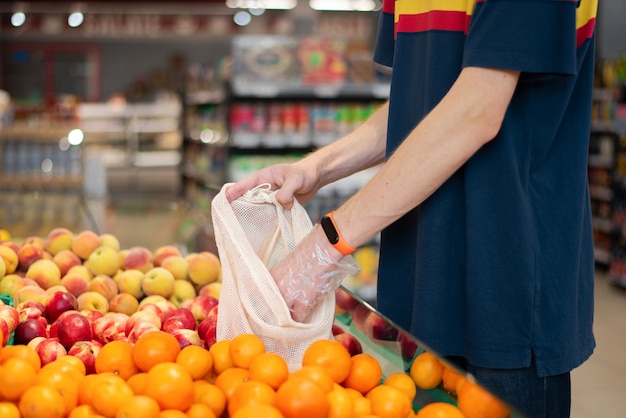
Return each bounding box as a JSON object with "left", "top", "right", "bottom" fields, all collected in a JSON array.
[
  {"left": 11, "top": 12, "right": 26, "bottom": 27},
  {"left": 226, "top": 0, "right": 296, "bottom": 10},
  {"left": 309, "top": 0, "right": 379, "bottom": 11},
  {"left": 68, "top": 11, "right": 84, "bottom": 27},
  {"left": 233, "top": 10, "right": 252, "bottom": 26}
]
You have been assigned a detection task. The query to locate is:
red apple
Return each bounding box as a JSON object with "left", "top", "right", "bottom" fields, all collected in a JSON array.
[
  {"left": 27, "top": 336, "right": 46, "bottom": 352},
  {"left": 56, "top": 312, "right": 94, "bottom": 350},
  {"left": 17, "top": 300, "right": 46, "bottom": 322},
  {"left": 46, "top": 291, "right": 79, "bottom": 323},
  {"left": 188, "top": 295, "right": 218, "bottom": 324},
  {"left": 137, "top": 303, "right": 162, "bottom": 318},
  {"left": 351, "top": 304, "right": 371, "bottom": 333},
  {"left": 335, "top": 287, "right": 359, "bottom": 314},
  {"left": 154, "top": 300, "right": 176, "bottom": 322},
  {"left": 0, "top": 319, "right": 8, "bottom": 346},
  {"left": 0, "top": 304, "right": 19, "bottom": 333},
  {"left": 363, "top": 311, "right": 398, "bottom": 341},
  {"left": 36, "top": 338, "right": 67, "bottom": 366},
  {"left": 68, "top": 340, "right": 102, "bottom": 375},
  {"left": 161, "top": 308, "right": 196, "bottom": 330},
  {"left": 197, "top": 317, "right": 217, "bottom": 348},
  {"left": 125, "top": 310, "right": 162, "bottom": 336},
  {"left": 14, "top": 317, "right": 48, "bottom": 345},
  {"left": 170, "top": 328, "right": 202, "bottom": 349},
  {"left": 127, "top": 322, "right": 159, "bottom": 344},
  {"left": 334, "top": 332, "right": 363, "bottom": 356},
  {"left": 332, "top": 324, "right": 345, "bottom": 336},
  {"left": 396, "top": 331, "right": 419, "bottom": 362},
  {"left": 80, "top": 309, "right": 104, "bottom": 323},
  {"left": 92, "top": 315, "right": 124, "bottom": 345}
]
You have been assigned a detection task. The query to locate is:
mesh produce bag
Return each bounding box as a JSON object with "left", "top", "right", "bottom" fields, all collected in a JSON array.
[{"left": 211, "top": 183, "right": 336, "bottom": 369}]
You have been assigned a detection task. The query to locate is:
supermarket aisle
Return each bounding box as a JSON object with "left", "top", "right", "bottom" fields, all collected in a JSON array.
[{"left": 571, "top": 271, "right": 626, "bottom": 418}]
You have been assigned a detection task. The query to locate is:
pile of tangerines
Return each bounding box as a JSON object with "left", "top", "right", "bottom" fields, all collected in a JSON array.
[{"left": 0, "top": 327, "right": 512, "bottom": 418}]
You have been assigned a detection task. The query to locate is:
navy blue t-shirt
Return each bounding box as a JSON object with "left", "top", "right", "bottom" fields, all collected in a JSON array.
[{"left": 373, "top": 0, "right": 597, "bottom": 377}]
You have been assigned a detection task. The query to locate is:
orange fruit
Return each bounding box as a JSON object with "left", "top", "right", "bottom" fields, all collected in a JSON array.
[
  {"left": 275, "top": 376, "right": 330, "bottom": 418},
  {"left": 342, "top": 353, "right": 383, "bottom": 394},
  {"left": 127, "top": 372, "right": 149, "bottom": 395},
  {"left": 410, "top": 352, "right": 444, "bottom": 390},
  {"left": 441, "top": 366, "right": 466, "bottom": 395},
  {"left": 19, "top": 385, "right": 66, "bottom": 418},
  {"left": 456, "top": 379, "right": 511, "bottom": 418},
  {"left": 143, "top": 362, "right": 194, "bottom": 411},
  {"left": 0, "top": 357, "right": 38, "bottom": 401},
  {"left": 0, "top": 401, "right": 21, "bottom": 418},
  {"left": 227, "top": 380, "right": 277, "bottom": 416},
  {"left": 193, "top": 380, "right": 226, "bottom": 416},
  {"left": 41, "top": 359, "right": 85, "bottom": 382},
  {"left": 302, "top": 339, "right": 352, "bottom": 384},
  {"left": 383, "top": 372, "right": 417, "bottom": 401},
  {"left": 229, "top": 333, "right": 266, "bottom": 369},
  {"left": 186, "top": 403, "right": 218, "bottom": 418},
  {"left": 114, "top": 395, "right": 161, "bottom": 418},
  {"left": 209, "top": 339, "right": 234, "bottom": 375},
  {"left": 68, "top": 404, "right": 101, "bottom": 418},
  {"left": 91, "top": 374, "right": 134, "bottom": 417},
  {"left": 176, "top": 345, "right": 213, "bottom": 380},
  {"left": 96, "top": 340, "right": 139, "bottom": 380},
  {"left": 232, "top": 404, "right": 285, "bottom": 418},
  {"left": 352, "top": 395, "right": 372, "bottom": 417},
  {"left": 366, "top": 384, "right": 413, "bottom": 418},
  {"left": 158, "top": 410, "right": 187, "bottom": 418},
  {"left": 248, "top": 352, "right": 289, "bottom": 390},
  {"left": 327, "top": 385, "right": 354, "bottom": 418},
  {"left": 0, "top": 344, "right": 41, "bottom": 371},
  {"left": 78, "top": 373, "right": 106, "bottom": 406},
  {"left": 37, "top": 366, "right": 80, "bottom": 413},
  {"left": 416, "top": 402, "right": 465, "bottom": 418},
  {"left": 132, "top": 331, "right": 181, "bottom": 372},
  {"left": 214, "top": 366, "right": 250, "bottom": 400},
  {"left": 290, "top": 364, "right": 335, "bottom": 393},
  {"left": 56, "top": 354, "right": 87, "bottom": 376}
]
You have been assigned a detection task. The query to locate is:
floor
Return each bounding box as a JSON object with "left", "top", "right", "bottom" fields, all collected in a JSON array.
[
  {"left": 571, "top": 271, "right": 626, "bottom": 418},
  {"left": 16, "top": 197, "right": 626, "bottom": 418}
]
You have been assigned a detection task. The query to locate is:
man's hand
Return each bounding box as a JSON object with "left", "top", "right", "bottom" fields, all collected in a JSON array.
[{"left": 270, "top": 224, "right": 360, "bottom": 322}]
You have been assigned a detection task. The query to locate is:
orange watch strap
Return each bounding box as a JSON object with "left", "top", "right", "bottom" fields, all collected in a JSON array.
[{"left": 321, "top": 211, "right": 356, "bottom": 256}]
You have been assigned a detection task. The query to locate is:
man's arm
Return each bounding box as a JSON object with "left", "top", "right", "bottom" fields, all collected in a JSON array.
[{"left": 332, "top": 67, "right": 520, "bottom": 251}]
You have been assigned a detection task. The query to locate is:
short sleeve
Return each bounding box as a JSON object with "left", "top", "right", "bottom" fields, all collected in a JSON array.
[
  {"left": 463, "top": 0, "right": 578, "bottom": 75},
  {"left": 373, "top": 0, "right": 396, "bottom": 68}
]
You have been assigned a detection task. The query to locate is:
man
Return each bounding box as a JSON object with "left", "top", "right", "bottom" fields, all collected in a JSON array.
[{"left": 227, "top": 1, "right": 598, "bottom": 416}]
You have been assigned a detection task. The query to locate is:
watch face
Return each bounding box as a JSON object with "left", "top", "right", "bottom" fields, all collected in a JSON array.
[{"left": 321, "top": 216, "right": 340, "bottom": 245}]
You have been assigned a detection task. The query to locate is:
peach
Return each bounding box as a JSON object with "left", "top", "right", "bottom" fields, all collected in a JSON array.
[
  {"left": 138, "top": 295, "right": 169, "bottom": 310},
  {"left": 17, "top": 244, "right": 45, "bottom": 272},
  {"left": 86, "top": 246, "right": 120, "bottom": 277},
  {"left": 88, "top": 274, "right": 119, "bottom": 300},
  {"left": 109, "top": 293, "right": 139, "bottom": 316},
  {"left": 9, "top": 277, "right": 38, "bottom": 298},
  {"left": 198, "top": 281, "right": 222, "bottom": 300},
  {"left": 186, "top": 252, "right": 221, "bottom": 286},
  {"left": 60, "top": 272, "right": 91, "bottom": 298},
  {"left": 46, "top": 227, "right": 74, "bottom": 255},
  {"left": 25, "top": 259, "right": 62, "bottom": 290},
  {"left": 53, "top": 249, "right": 82, "bottom": 276},
  {"left": 77, "top": 291, "right": 109, "bottom": 314},
  {"left": 0, "top": 274, "right": 21, "bottom": 295},
  {"left": 169, "top": 279, "right": 197, "bottom": 308},
  {"left": 22, "top": 236, "right": 46, "bottom": 250},
  {"left": 141, "top": 267, "right": 175, "bottom": 298},
  {"left": 0, "top": 245, "right": 19, "bottom": 274},
  {"left": 71, "top": 230, "right": 100, "bottom": 260},
  {"left": 124, "top": 247, "right": 153, "bottom": 273},
  {"left": 160, "top": 255, "right": 189, "bottom": 281},
  {"left": 153, "top": 245, "right": 182, "bottom": 267},
  {"left": 66, "top": 265, "right": 93, "bottom": 281},
  {"left": 45, "top": 285, "right": 69, "bottom": 295},
  {"left": 118, "top": 249, "right": 129, "bottom": 269},
  {"left": 0, "top": 257, "right": 4, "bottom": 278},
  {"left": 114, "top": 269, "right": 145, "bottom": 299},
  {"left": 98, "top": 233, "right": 120, "bottom": 251},
  {"left": 14, "top": 285, "right": 49, "bottom": 306}
]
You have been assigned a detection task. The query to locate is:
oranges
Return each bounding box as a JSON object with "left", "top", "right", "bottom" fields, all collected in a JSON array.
[
  {"left": 416, "top": 402, "right": 465, "bottom": 418},
  {"left": 132, "top": 331, "right": 181, "bottom": 372},
  {"left": 410, "top": 351, "right": 444, "bottom": 390},
  {"left": 456, "top": 379, "right": 512, "bottom": 418},
  {"left": 19, "top": 384, "right": 66, "bottom": 418},
  {"left": 95, "top": 340, "right": 139, "bottom": 380},
  {"left": 176, "top": 345, "right": 213, "bottom": 380},
  {"left": 302, "top": 339, "right": 352, "bottom": 384},
  {"left": 229, "top": 333, "right": 266, "bottom": 369},
  {"left": 342, "top": 353, "right": 383, "bottom": 394},
  {"left": 143, "top": 362, "right": 195, "bottom": 411},
  {"left": 276, "top": 375, "right": 330, "bottom": 418},
  {"left": 248, "top": 352, "right": 289, "bottom": 390}
]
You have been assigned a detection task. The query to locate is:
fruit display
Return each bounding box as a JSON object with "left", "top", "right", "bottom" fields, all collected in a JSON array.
[{"left": 0, "top": 227, "right": 515, "bottom": 418}]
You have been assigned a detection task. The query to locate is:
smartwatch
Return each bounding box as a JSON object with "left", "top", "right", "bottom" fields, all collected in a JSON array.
[{"left": 320, "top": 211, "right": 356, "bottom": 256}]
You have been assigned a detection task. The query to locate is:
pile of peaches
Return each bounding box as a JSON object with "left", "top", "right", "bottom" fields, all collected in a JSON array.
[{"left": 0, "top": 227, "right": 223, "bottom": 372}]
